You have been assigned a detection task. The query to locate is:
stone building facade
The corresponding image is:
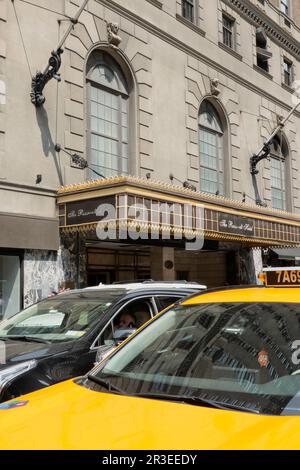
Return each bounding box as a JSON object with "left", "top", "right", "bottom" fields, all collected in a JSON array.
[{"left": 1, "top": 0, "right": 300, "bottom": 316}]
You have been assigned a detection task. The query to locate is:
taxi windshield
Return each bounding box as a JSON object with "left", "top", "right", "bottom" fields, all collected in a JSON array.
[
  {"left": 91, "top": 302, "right": 300, "bottom": 416},
  {"left": 0, "top": 290, "right": 124, "bottom": 342}
]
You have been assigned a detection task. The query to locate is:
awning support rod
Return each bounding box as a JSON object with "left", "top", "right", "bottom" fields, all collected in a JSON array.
[
  {"left": 55, "top": 144, "right": 106, "bottom": 179},
  {"left": 250, "top": 95, "right": 300, "bottom": 206},
  {"left": 30, "top": 0, "right": 90, "bottom": 107}
]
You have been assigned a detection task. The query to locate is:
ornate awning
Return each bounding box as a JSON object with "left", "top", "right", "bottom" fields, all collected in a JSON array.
[{"left": 57, "top": 176, "right": 300, "bottom": 247}]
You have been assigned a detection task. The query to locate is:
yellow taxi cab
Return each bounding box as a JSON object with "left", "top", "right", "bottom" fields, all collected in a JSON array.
[{"left": 1, "top": 267, "right": 300, "bottom": 450}]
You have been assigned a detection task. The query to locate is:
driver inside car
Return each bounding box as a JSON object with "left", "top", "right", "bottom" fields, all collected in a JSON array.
[{"left": 115, "top": 312, "right": 136, "bottom": 329}]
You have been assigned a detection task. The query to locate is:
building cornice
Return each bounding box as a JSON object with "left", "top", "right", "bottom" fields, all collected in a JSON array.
[
  {"left": 145, "top": 0, "right": 162, "bottom": 9},
  {"left": 223, "top": 0, "right": 300, "bottom": 60},
  {"left": 0, "top": 181, "right": 57, "bottom": 197},
  {"left": 0, "top": 211, "right": 57, "bottom": 222},
  {"left": 263, "top": 0, "right": 300, "bottom": 32}
]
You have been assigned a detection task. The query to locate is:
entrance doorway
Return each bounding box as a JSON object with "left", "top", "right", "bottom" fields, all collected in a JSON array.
[
  {"left": 86, "top": 245, "right": 151, "bottom": 286},
  {"left": 87, "top": 270, "right": 116, "bottom": 286}
]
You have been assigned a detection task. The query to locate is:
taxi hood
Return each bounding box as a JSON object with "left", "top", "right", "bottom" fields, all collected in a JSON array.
[{"left": 0, "top": 379, "right": 300, "bottom": 450}]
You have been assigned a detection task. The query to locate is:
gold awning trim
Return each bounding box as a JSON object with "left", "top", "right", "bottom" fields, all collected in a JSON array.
[
  {"left": 60, "top": 220, "right": 300, "bottom": 248},
  {"left": 57, "top": 175, "right": 300, "bottom": 223}
]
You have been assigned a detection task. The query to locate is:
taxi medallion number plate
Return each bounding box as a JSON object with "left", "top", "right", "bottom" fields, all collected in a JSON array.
[{"left": 265, "top": 269, "right": 300, "bottom": 286}]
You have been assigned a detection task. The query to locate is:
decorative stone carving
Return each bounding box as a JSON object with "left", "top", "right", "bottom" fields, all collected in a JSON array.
[
  {"left": 277, "top": 114, "right": 285, "bottom": 127},
  {"left": 107, "top": 23, "right": 122, "bottom": 49},
  {"left": 210, "top": 78, "right": 221, "bottom": 96}
]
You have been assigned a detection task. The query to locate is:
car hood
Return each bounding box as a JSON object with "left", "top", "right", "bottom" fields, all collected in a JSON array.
[
  {"left": 0, "top": 380, "right": 300, "bottom": 449},
  {"left": 0, "top": 340, "right": 71, "bottom": 368}
]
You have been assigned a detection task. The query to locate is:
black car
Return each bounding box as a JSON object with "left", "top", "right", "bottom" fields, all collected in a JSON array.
[{"left": 0, "top": 281, "right": 205, "bottom": 402}]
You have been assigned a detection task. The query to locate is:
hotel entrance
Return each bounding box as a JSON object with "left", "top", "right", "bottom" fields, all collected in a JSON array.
[
  {"left": 85, "top": 241, "right": 235, "bottom": 288},
  {"left": 57, "top": 176, "right": 300, "bottom": 290},
  {"left": 86, "top": 243, "right": 151, "bottom": 286}
]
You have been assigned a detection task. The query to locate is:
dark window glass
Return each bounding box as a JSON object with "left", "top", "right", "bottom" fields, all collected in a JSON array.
[
  {"left": 284, "top": 59, "right": 293, "bottom": 87},
  {"left": 222, "top": 14, "right": 235, "bottom": 49},
  {"left": 182, "top": 0, "right": 194, "bottom": 22},
  {"left": 257, "top": 52, "right": 269, "bottom": 72},
  {"left": 256, "top": 28, "right": 270, "bottom": 73},
  {"left": 157, "top": 296, "right": 182, "bottom": 311}
]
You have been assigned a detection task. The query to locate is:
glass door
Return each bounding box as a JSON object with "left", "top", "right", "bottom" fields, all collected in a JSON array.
[{"left": 0, "top": 254, "right": 21, "bottom": 319}]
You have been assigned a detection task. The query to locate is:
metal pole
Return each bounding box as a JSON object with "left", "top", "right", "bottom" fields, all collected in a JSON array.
[
  {"left": 42, "top": 0, "right": 90, "bottom": 75},
  {"left": 31, "top": 0, "right": 91, "bottom": 106},
  {"left": 76, "top": 231, "right": 80, "bottom": 289},
  {"left": 250, "top": 94, "right": 300, "bottom": 205},
  {"left": 255, "top": 98, "right": 300, "bottom": 156}
]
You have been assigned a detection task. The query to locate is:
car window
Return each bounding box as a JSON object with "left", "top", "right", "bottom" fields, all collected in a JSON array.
[
  {"left": 156, "top": 296, "right": 182, "bottom": 311},
  {"left": 92, "top": 302, "right": 300, "bottom": 416},
  {"left": 99, "top": 320, "right": 115, "bottom": 346},
  {"left": 95, "top": 297, "right": 155, "bottom": 347},
  {"left": 0, "top": 291, "right": 124, "bottom": 342}
]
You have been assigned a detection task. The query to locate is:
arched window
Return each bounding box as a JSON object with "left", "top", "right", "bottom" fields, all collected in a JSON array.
[
  {"left": 270, "top": 134, "right": 288, "bottom": 211},
  {"left": 86, "top": 51, "right": 129, "bottom": 179},
  {"left": 199, "top": 101, "right": 224, "bottom": 195}
]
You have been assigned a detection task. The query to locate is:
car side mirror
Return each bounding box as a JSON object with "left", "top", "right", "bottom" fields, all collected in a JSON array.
[{"left": 95, "top": 344, "right": 116, "bottom": 364}]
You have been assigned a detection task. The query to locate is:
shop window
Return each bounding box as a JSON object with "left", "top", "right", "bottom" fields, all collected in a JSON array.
[
  {"left": 86, "top": 51, "right": 130, "bottom": 179},
  {"left": 199, "top": 101, "right": 225, "bottom": 196}
]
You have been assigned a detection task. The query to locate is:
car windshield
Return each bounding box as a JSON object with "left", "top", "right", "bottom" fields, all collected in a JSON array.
[
  {"left": 91, "top": 302, "right": 300, "bottom": 416},
  {"left": 0, "top": 290, "right": 125, "bottom": 342}
]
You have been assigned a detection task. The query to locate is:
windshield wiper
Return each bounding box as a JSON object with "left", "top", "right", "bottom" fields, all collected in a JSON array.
[
  {"left": 126, "top": 392, "right": 224, "bottom": 409},
  {"left": 85, "top": 377, "right": 259, "bottom": 414},
  {"left": 2, "top": 336, "right": 51, "bottom": 344},
  {"left": 129, "top": 392, "right": 259, "bottom": 413},
  {"left": 210, "top": 401, "right": 260, "bottom": 414},
  {"left": 87, "top": 374, "right": 127, "bottom": 394}
]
